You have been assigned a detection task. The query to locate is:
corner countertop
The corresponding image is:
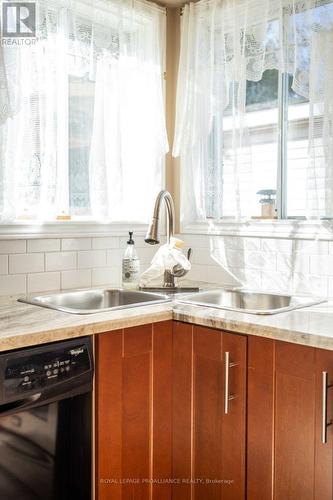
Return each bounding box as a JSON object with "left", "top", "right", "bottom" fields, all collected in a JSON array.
[
  {"left": 1, "top": 283, "right": 333, "bottom": 352},
  {"left": 173, "top": 301, "right": 333, "bottom": 350},
  {"left": 0, "top": 298, "right": 173, "bottom": 352}
]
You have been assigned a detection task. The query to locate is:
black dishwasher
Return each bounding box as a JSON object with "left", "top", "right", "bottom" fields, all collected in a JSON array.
[{"left": 0, "top": 336, "right": 93, "bottom": 500}]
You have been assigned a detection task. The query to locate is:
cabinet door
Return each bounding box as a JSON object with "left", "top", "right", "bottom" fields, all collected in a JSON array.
[
  {"left": 172, "top": 322, "right": 247, "bottom": 500},
  {"left": 247, "top": 336, "right": 275, "bottom": 500},
  {"left": 221, "top": 331, "right": 247, "bottom": 500},
  {"left": 96, "top": 321, "right": 172, "bottom": 500},
  {"left": 247, "top": 337, "right": 333, "bottom": 500},
  {"left": 274, "top": 342, "right": 316, "bottom": 500},
  {"left": 314, "top": 348, "right": 333, "bottom": 500}
]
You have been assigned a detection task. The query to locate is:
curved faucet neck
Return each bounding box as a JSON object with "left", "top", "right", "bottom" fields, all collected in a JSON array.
[{"left": 152, "top": 190, "right": 175, "bottom": 244}]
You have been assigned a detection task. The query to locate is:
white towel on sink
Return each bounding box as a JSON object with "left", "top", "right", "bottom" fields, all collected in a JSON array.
[{"left": 139, "top": 240, "right": 191, "bottom": 287}]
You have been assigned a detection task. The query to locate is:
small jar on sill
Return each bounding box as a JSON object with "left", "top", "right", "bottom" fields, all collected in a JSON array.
[{"left": 256, "top": 189, "right": 277, "bottom": 219}]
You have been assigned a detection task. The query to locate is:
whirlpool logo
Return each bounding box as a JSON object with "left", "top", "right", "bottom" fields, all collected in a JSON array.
[
  {"left": 70, "top": 347, "right": 85, "bottom": 357},
  {"left": 1, "top": 2, "right": 36, "bottom": 37}
]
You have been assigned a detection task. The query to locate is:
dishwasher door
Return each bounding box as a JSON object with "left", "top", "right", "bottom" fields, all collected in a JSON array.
[
  {"left": 0, "top": 393, "right": 91, "bottom": 500},
  {"left": 0, "top": 337, "right": 93, "bottom": 500}
]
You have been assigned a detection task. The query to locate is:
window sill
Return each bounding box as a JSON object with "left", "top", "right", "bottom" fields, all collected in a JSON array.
[
  {"left": 181, "top": 219, "right": 333, "bottom": 241},
  {"left": 0, "top": 221, "right": 150, "bottom": 239}
]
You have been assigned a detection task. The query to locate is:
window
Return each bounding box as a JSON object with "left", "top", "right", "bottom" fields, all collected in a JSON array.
[
  {"left": 0, "top": 0, "right": 167, "bottom": 224},
  {"left": 174, "top": 0, "right": 333, "bottom": 224},
  {"left": 68, "top": 76, "right": 95, "bottom": 216}
]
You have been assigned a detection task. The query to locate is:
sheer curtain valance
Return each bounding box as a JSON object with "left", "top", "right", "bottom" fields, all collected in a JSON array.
[
  {"left": 173, "top": 0, "right": 333, "bottom": 223},
  {"left": 0, "top": 0, "right": 168, "bottom": 222}
]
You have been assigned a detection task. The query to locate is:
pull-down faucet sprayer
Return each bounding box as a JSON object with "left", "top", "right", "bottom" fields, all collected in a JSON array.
[
  {"left": 145, "top": 190, "right": 176, "bottom": 287},
  {"left": 145, "top": 190, "right": 175, "bottom": 246}
]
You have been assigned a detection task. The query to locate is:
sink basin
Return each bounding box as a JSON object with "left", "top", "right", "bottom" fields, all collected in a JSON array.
[
  {"left": 176, "top": 289, "right": 325, "bottom": 315},
  {"left": 18, "top": 289, "right": 171, "bottom": 314}
]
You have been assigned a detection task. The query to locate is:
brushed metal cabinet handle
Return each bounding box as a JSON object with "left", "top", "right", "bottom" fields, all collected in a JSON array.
[
  {"left": 224, "top": 352, "right": 237, "bottom": 415},
  {"left": 224, "top": 351, "right": 230, "bottom": 415},
  {"left": 322, "top": 371, "right": 333, "bottom": 444}
]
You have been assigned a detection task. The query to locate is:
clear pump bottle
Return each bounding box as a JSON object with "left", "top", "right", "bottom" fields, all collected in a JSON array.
[{"left": 122, "top": 232, "right": 140, "bottom": 289}]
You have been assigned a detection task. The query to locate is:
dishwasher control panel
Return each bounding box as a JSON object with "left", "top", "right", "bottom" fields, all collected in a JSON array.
[{"left": 1, "top": 337, "right": 92, "bottom": 399}]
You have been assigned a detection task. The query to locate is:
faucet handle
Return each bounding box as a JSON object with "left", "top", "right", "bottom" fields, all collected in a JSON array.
[{"left": 171, "top": 248, "right": 192, "bottom": 278}]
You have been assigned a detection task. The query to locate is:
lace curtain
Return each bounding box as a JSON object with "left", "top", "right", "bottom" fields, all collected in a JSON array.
[
  {"left": 0, "top": 0, "right": 168, "bottom": 222},
  {"left": 173, "top": 0, "right": 333, "bottom": 223}
]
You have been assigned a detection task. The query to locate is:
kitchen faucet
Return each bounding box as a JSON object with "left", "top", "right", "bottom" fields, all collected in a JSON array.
[{"left": 145, "top": 190, "right": 191, "bottom": 289}]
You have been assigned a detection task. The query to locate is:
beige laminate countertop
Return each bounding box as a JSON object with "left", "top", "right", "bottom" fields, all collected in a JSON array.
[
  {"left": 0, "top": 299, "right": 173, "bottom": 352},
  {"left": 173, "top": 301, "right": 333, "bottom": 350},
  {"left": 0, "top": 286, "right": 333, "bottom": 351}
]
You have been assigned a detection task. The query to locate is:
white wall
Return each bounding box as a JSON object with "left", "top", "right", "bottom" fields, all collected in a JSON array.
[
  {"left": 0, "top": 236, "right": 157, "bottom": 297},
  {"left": 180, "top": 234, "right": 333, "bottom": 298}
]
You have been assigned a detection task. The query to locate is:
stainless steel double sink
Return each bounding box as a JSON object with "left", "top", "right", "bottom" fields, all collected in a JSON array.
[
  {"left": 18, "top": 289, "right": 171, "bottom": 314},
  {"left": 177, "top": 289, "right": 325, "bottom": 315},
  {"left": 18, "top": 287, "right": 325, "bottom": 315}
]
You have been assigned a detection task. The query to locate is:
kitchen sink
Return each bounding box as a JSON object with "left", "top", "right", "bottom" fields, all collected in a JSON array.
[
  {"left": 176, "top": 289, "right": 325, "bottom": 315},
  {"left": 18, "top": 289, "right": 171, "bottom": 314}
]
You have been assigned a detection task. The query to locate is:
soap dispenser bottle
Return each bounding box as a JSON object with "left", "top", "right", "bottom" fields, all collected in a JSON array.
[{"left": 122, "top": 231, "right": 140, "bottom": 289}]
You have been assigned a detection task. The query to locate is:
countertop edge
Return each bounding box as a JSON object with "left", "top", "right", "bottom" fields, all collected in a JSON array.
[
  {"left": 0, "top": 308, "right": 173, "bottom": 352},
  {"left": 172, "top": 306, "right": 333, "bottom": 351}
]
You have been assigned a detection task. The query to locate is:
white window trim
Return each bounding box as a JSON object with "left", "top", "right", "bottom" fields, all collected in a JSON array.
[
  {"left": 181, "top": 219, "right": 333, "bottom": 241},
  {"left": 0, "top": 221, "right": 150, "bottom": 239}
]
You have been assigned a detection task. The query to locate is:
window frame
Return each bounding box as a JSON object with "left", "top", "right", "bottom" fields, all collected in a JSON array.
[
  {"left": 0, "top": 0, "right": 167, "bottom": 235},
  {"left": 180, "top": 1, "right": 333, "bottom": 237}
]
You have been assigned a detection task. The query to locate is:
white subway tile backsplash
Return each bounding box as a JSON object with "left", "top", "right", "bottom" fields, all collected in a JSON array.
[
  {"left": 184, "top": 234, "right": 333, "bottom": 297},
  {"left": 296, "top": 240, "right": 329, "bottom": 255},
  {"left": 9, "top": 253, "right": 44, "bottom": 274},
  {"left": 277, "top": 253, "right": 310, "bottom": 274},
  {"left": 261, "top": 270, "right": 293, "bottom": 294},
  {"left": 45, "top": 252, "right": 76, "bottom": 271},
  {"left": 107, "top": 249, "right": 124, "bottom": 266},
  {"left": 61, "top": 238, "right": 91, "bottom": 251},
  {"left": 137, "top": 246, "right": 160, "bottom": 264},
  {"left": 222, "top": 249, "right": 246, "bottom": 268},
  {"left": 206, "top": 265, "right": 242, "bottom": 287},
  {"left": 92, "top": 267, "right": 120, "bottom": 286},
  {"left": 328, "top": 277, "right": 333, "bottom": 297},
  {"left": 328, "top": 241, "right": 333, "bottom": 255},
  {"left": 0, "top": 255, "right": 8, "bottom": 275},
  {"left": 0, "top": 240, "right": 26, "bottom": 254},
  {"left": 0, "top": 274, "right": 26, "bottom": 296},
  {"left": 27, "top": 272, "right": 60, "bottom": 293},
  {"left": 221, "top": 236, "right": 261, "bottom": 252},
  {"left": 188, "top": 264, "right": 209, "bottom": 282},
  {"left": 0, "top": 233, "right": 332, "bottom": 298},
  {"left": 229, "top": 268, "right": 261, "bottom": 289},
  {"left": 246, "top": 251, "right": 277, "bottom": 271},
  {"left": 191, "top": 247, "right": 213, "bottom": 265},
  {"left": 92, "top": 237, "right": 119, "bottom": 250},
  {"left": 181, "top": 234, "right": 210, "bottom": 248},
  {"left": 293, "top": 273, "right": 328, "bottom": 297},
  {"left": 261, "top": 238, "right": 292, "bottom": 253},
  {"left": 61, "top": 269, "right": 91, "bottom": 289},
  {"left": 310, "top": 255, "right": 333, "bottom": 277},
  {"left": 78, "top": 250, "right": 107, "bottom": 269},
  {"left": 27, "top": 239, "right": 60, "bottom": 253}
]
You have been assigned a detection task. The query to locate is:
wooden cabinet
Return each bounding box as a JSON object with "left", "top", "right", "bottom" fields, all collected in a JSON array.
[
  {"left": 96, "top": 321, "right": 173, "bottom": 500},
  {"left": 172, "top": 322, "right": 247, "bottom": 500},
  {"left": 96, "top": 320, "right": 247, "bottom": 500},
  {"left": 96, "top": 319, "right": 333, "bottom": 500},
  {"left": 247, "top": 336, "right": 333, "bottom": 500}
]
